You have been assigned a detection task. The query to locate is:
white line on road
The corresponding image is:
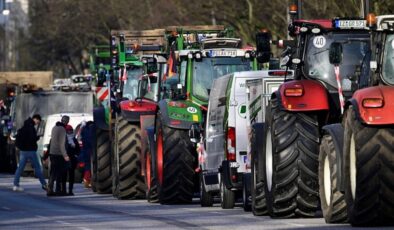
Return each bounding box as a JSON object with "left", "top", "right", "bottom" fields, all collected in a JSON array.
[
  {"left": 286, "top": 222, "right": 306, "bottom": 227},
  {"left": 2, "top": 206, "right": 10, "bottom": 210},
  {"left": 78, "top": 227, "right": 92, "bottom": 230},
  {"left": 56, "top": 220, "right": 71, "bottom": 225}
]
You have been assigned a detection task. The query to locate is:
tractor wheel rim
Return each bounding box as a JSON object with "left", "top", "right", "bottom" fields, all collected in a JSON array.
[
  {"left": 146, "top": 151, "right": 151, "bottom": 189},
  {"left": 324, "top": 155, "right": 331, "bottom": 205},
  {"left": 266, "top": 129, "right": 273, "bottom": 192},
  {"left": 350, "top": 133, "right": 357, "bottom": 200},
  {"left": 157, "top": 129, "right": 164, "bottom": 185}
]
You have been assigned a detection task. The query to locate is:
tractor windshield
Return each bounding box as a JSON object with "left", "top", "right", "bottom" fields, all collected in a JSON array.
[
  {"left": 123, "top": 67, "right": 143, "bottom": 100},
  {"left": 304, "top": 32, "right": 369, "bottom": 90},
  {"left": 382, "top": 34, "right": 394, "bottom": 85},
  {"left": 192, "top": 57, "right": 250, "bottom": 101},
  {"left": 139, "top": 75, "right": 159, "bottom": 102}
]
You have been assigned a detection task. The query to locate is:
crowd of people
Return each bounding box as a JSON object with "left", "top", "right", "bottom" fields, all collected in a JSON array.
[{"left": 12, "top": 114, "right": 92, "bottom": 196}]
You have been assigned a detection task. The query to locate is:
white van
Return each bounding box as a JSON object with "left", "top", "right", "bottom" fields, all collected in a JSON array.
[{"left": 200, "top": 71, "right": 264, "bottom": 209}]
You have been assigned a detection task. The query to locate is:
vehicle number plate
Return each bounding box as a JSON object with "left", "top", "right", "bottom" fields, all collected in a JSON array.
[
  {"left": 210, "top": 50, "right": 237, "bottom": 57},
  {"left": 335, "top": 20, "right": 366, "bottom": 29}
]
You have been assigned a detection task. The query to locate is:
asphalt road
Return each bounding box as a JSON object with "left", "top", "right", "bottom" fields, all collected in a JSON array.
[{"left": 0, "top": 174, "right": 389, "bottom": 230}]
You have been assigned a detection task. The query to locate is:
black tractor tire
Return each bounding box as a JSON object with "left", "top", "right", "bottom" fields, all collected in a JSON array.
[
  {"left": 112, "top": 116, "right": 146, "bottom": 199},
  {"left": 94, "top": 128, "right": 112, "bottom": 194},
  {"left": 264, "top": 98, "right": 320, "bottom": 218},
  {"left": 319, "top": 134, "right": 348, "bottom": 223},
  {"left": 220, "top": 175, "right": 235, "bottom": 209},
  {"left": 200, "top": 174, "right": 214, "bottom": 207},
  {"left": 145, "top": 146, "right": 159, "bottom": 203},
  {"left": 243, "top": 173, "right": 252, "bottom": 212},
  {"left": 156, "top": 114, "right": 196, "bottom": 204},
  {"left": 251, "top": 124, "right": 268, "bottom": 216},
  {"left": 343, "top": 106, "right": 394, "bottom": 226}
]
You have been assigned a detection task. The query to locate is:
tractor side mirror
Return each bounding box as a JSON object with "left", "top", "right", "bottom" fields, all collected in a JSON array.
[
  {"left": 329, "top": 42, "right": 343, "bottom": 65},
  {"left": 189, "top": 123, "right": 202, "bottom": 143},
  {"left": 256, "top": 31, "right": 271, "bottom": 63}
]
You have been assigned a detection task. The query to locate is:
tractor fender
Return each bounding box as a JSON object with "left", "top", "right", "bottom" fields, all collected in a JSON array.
[
  {"left": 322, "top": 123, "right": 345, "bottom": 193},
  {"left": 119, "top": 99, "right": 157, "bottom": 123},
  {"left": 93, "top": 106, "right": 109, "bottom": 131},
  {"left": 348, "top": 85, "right": 394, "bottom": 125},
  {"left": 158, "top": 100, "right": 199, "bottom": 130},
  {"left": 278, "top": 79, "right": 329, "bottom": 112}
]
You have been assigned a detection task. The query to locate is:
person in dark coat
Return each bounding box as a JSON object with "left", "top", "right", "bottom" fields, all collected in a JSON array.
[
  {"left": 47, "top": 116, "right": 70, "bottom": 196},
  {"left": 13, "top": 114, "right": 48, "bottom": 192},
  {"left": 78, "top": 121, "right": 94, "bottom": 188},
  {"left": 63, "top": 125, "right": 80, "bottom": 195}
]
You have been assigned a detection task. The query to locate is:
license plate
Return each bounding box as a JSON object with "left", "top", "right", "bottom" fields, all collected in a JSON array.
[
  {"left": 210, "top": 50, "right": 237, "bottom": 57},
  {"left": 335, "top": 20, "right": 366, "bottom": 29}
]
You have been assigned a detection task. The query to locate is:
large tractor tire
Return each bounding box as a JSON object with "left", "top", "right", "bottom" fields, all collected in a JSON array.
[
  {"left": 343, "top": 106, "right": 394, "bottom": 226},
  {"left": 251, "top": 124, "right": 268, "bottom": 216},
  {"left": 145, "top": 147, "right": 159, "bottom": 203},
  {"left": 94, "top": 128, "right": 112, "bottom": 194},
  {"left": 263, "top": 98, "right": 320, "bottom": 218},
  {"left": 112, "top": 116, "right": 146, "bottom": 199},
  {"left": 220, "top": 174, "right": 235, "bottom": 209},
  {"left": 318, "top": 134, "right": 348, "bottom": 223},
  {"left": 156, "top": 114, "right": 196, "bottom": 204}
]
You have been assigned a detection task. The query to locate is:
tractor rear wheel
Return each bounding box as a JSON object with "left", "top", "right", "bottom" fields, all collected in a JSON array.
[
  {"left": 112, "top": 116, "right": 146, "bottom": 199},
  {"left": 319, "top": 134, "right": 348, "bottom": 223},
  {"left": 264, "top": 98, "right": 320, "bottom": 218},
  {"left": 251, "top": 124, "right": 268, "bottom": 216},
  {"left": 343, "top": 106, "right": 394, "bottom": 226},
  {"left": 94, "top": 128, "right": 112, "bottom": 194},
  {"left": 156, "top": 114, "right": 196, "bottom": 204}
]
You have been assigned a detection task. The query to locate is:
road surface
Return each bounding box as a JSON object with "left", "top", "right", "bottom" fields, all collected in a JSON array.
[{"left": 0, "top": 174, "right": 389, "bottom": 229}]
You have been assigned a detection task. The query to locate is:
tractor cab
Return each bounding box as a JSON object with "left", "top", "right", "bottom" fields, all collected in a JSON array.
[
  {"left": 290, "top": 18, "right": 370, "bottom": 94},
  {"left": 177, "top": 38, "right": 255, "bottom": 105},
  {"left": 367, "top": 15, "right": 394, "bottom": 87}
]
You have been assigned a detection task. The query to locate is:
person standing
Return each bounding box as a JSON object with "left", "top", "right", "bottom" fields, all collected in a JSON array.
[
  {"left": 47, "top": 116, "right": 70, "bottom": 196},
  {"left": 13, "top": 114, "right": 48, "bottom": 192},
  {"left": 63, "top": 125, "right": 80, "bottom": 195},
  {"left": 79, "top": 121, "right": 94, "bottom": 188}
]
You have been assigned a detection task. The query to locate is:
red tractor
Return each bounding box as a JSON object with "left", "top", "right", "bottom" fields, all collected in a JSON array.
[
  {"left": 259, "top": 4, "right": 371, "bottom": 219},
  {"left": 319, "top": 14, "right": 394, "bottom": 226}
]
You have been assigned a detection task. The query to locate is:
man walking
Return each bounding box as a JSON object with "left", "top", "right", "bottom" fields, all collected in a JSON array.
[
  {"left": 13, "top": 114, "right": 48, "bottom": 192},
  {"left": 47, "top": 116, "right": 70, "bottom": 196}
]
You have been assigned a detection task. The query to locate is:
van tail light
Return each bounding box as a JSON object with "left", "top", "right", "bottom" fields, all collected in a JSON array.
[
  {"left": 227, "top": 127, "right": 236, "bottom": 161},
  {"left": 362, "top": 98, "right": 383, "bottom": 108}
]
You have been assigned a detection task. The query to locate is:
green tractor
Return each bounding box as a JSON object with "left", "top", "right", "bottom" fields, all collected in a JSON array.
[
  {"left": 143, "top": 25, "right": 271, "bottom": 204},
  {"left": 91, "top": 29, "right": 166, "bottom": 198}
]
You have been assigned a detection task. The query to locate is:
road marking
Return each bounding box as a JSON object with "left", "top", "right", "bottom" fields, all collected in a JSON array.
[
  {"left": 78, "top": 227, "right": 92, "bottom": 230},
  {"left": 286, "top": 222, "right": 306, "bottom": 227},
  {"left": 56, "top": 220, "right": 71, "bottom": 225},
  {"left": 2, "top": 206, "right": 10, "bottom": 210}
]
